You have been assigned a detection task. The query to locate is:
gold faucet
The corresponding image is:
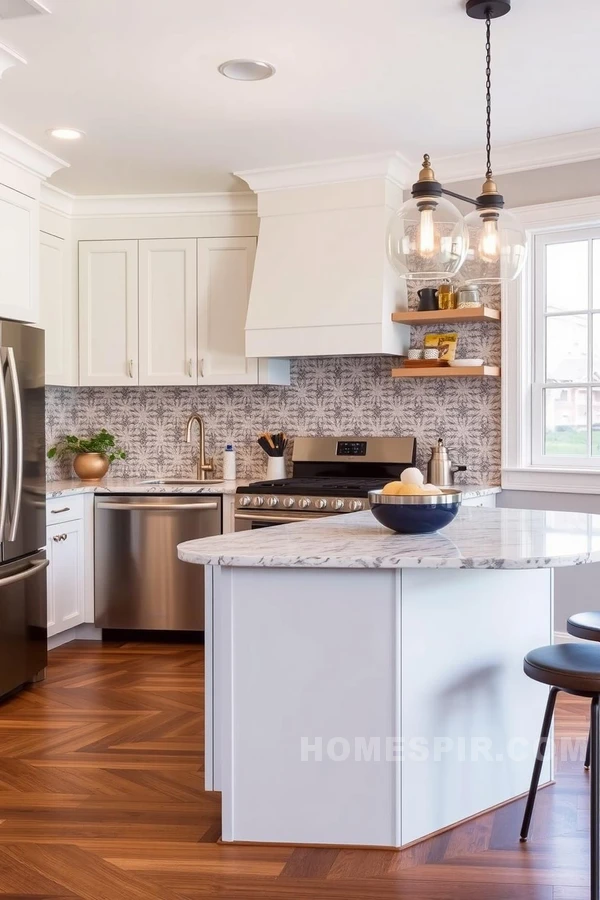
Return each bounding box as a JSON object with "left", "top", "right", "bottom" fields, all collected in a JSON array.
[{"left": 185, "top": 414, "right": 214, "bottom": 481}]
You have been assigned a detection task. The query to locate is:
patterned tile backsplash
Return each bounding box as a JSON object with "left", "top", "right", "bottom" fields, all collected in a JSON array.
[{"left": 46, "top": 284, "right": 501, "bottom": 484}]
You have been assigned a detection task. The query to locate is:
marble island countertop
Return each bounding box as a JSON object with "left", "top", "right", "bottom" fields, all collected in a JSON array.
[
  {"left": 45, "top": 478, "right": 500, "bottom": 501},
  {"left": 178, "top": 505, "right": 600, "bottom": 570}
]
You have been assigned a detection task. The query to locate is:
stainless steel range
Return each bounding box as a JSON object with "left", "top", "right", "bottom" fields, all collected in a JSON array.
[{"left": 235, "top": 436, "right": 416, "bottom": 530}]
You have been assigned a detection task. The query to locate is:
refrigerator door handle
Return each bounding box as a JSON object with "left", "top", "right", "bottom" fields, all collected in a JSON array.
[
  {"left": 0, "top": 350, "right": 10, "bottom": 541},
  {"left": 7, "top": 348, "right": 23, "bottom": 543},
  {"left": 0, "top": 557, "right": 48, "bottom": 588}
]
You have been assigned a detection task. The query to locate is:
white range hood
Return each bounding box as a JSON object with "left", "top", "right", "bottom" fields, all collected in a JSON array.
[{"left": 237, "top": 155, "right": 411, "bottom": 358}]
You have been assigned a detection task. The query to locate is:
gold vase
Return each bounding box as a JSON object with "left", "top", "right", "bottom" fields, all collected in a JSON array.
[{"left": 73, "top": 453, "right": 110, "bottom": 482}]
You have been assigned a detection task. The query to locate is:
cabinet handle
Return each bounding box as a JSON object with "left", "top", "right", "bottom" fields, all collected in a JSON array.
[
  {"left": 128, "top": 359, "right": 134, "bottom": 378},
  {"left": 52, "top": 533, "right": 68, "bottom": 542},
  {"left": 199, "top": 358, "right": 204, "bottom": 378},
  {"left": 50, "top": 507, "right": 70, "bottom": 514},
  {"left": 188, "top": 358, "right": 193, "bottom": 377}
]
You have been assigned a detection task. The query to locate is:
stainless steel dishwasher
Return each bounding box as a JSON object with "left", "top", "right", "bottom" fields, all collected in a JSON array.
[{"left": 94, "top": 495, "right": 222, "bottom": 631}]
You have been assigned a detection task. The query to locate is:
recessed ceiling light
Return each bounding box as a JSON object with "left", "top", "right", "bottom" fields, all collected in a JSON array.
[
  {"left": 47, "top": 127, "right": 85, "bottom": 141},
  {"left": 218, "top": 59, "right": 275, "bottom": 81}
]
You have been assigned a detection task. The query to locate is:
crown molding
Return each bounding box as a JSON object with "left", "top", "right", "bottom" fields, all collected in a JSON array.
[
  {"left": 40, "top": 185, "right": 257, "bottom": 219},
  {"left": 40, "top": 182, "right": 74, "bottom": 216},
  {"left": 0, "top": 123, "right": 68, "bottom": 180},
  {"left": 236, "top": 151, "right": 413, "bottom": 193},
  {"left": 510, "top": 193, "right": 600, "bottom": 229},
  {"left": 434, "top": 127, "right": 600, "bottom": 185},
  {"left": 0, "top": 41, "right": 26, "bottom": 78}
]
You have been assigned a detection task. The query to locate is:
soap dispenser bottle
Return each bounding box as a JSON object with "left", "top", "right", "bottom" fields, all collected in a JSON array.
[{"left": 223, "top": 442, "right": 236, "bottom": 481}]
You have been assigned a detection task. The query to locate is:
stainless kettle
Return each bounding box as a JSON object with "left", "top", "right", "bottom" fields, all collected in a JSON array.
[{"left": 426, "top": 438, "right": 467, "bottom": 487}]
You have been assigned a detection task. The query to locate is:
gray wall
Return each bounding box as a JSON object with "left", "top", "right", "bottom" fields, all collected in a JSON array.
[
  {"left": 498, "top": 491, "right": 600, "bottom": 633},
  {"left": 445, "top": 157, "right": 600, "bottom": 210}
]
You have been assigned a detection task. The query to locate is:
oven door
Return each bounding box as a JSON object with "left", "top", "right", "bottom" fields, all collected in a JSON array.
[{"left": 234, "top": 511, "right": 328, "bottom": 531}]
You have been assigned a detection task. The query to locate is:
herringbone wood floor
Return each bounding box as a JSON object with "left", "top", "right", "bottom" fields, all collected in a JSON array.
[{"left": 0, "top": 640, "right": 593, "bottom": 899}]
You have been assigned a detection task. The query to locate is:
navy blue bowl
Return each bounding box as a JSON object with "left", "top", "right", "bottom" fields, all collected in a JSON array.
[{"left": 368, "top": 489, "right": 462, "bottom": 534}]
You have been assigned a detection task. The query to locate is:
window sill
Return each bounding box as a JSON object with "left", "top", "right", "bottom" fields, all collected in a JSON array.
[{"left": 502, "top": 467, "right": 600, "bottom": 495}]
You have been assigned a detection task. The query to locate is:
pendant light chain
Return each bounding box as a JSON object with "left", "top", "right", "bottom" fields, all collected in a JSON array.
[{"left": 485, "top": 14, "right": 492, "bottom": 179}]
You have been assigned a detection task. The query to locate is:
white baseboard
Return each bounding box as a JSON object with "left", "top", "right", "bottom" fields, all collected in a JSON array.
[
  {"left": 48, "top": 623, "right": 102, "bottom": 650},
  {"left": 554, "top": 629, "right": 583, "bottom": 644}
]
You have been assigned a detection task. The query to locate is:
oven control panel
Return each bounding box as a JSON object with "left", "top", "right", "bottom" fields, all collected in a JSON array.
[{"left": 336, "top": 440, "right": 367, "bottom": 457}]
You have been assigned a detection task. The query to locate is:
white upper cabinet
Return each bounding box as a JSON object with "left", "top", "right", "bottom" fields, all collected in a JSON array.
[
  {"left": 139, "top": 239, "right": 197, "bottom": 386},
  {"left": 39, "top": 231, "right": 77, "bottom": 386},
  {"left": 0, "top": 184, "right": 39, "bottom": 324},
  {"left": 79, "top": 240, "right": 139, "bottom": 386},
  {"left": 197, "top": 237, "right": 259, "bottom": 385},
  {"left": 77, "top": 235, "right": 288, "bottom": 387}
]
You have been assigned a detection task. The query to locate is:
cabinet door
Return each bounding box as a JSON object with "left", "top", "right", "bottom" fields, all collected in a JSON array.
[
  {"left": 46, "top": 519, "right": 85, "bottom": 637},
  {"left": 39, "top": 231, "right": 77, "bottom": 385},
  {"left": 0, "top": 184, "right": 38, "bottom": 323},
  {"left": 139, "top": 239, "right": 197, "bottom": 385},
  {"left": 79, "top": 240, "right": 138, "bottom": 386},
  {"left": 197, "top": 237, "right": 258, "bottom": 384}
]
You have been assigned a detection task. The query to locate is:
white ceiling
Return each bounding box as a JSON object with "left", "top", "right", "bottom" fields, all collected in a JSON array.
[{"left": 0, "top": 0, "right": 597, "bottom": 195}]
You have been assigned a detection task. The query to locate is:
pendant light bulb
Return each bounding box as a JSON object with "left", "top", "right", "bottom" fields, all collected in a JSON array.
[
  {"left": 418, "top": 205, "right": 437, "bottom": 258},
  {"left": 478, "top": 215, "right": 501, "bottom": 263}
]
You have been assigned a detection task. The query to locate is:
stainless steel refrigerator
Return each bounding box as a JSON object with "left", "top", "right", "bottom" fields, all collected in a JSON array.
[{"left": 0, "top": 322, "right": 47, "bottom": 701}]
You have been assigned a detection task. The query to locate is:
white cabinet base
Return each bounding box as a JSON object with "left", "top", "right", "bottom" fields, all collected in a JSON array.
[
  {"left": 208, "top": 565, "right": 552, "bottom": 847},
  {"left": 46, "top": 493, "right": 94, "bottom": 640},
  {"left": 48, "top": 624, "right": 102, "bottom": 650},
  {"left": 47, "top": 518, "right": 85, "bottom": 637}
]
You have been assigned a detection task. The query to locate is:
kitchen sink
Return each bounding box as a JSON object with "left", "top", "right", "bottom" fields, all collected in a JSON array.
[{"left": 140, "top": 478, "right": 225, "bottom": 486}]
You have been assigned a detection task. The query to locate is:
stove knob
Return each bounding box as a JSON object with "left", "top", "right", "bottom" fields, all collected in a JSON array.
[
  {"left": 252, "top": 496, "right": 264, "bottom": 507},
  {"left": 298, "top": 497, "right": 311, "bottom": 509},
  {"left": 331, "top": 499, "right": 344, "bottom": 511},
  {"left": 283, "top": 497, "right": 295, "bottom": 508},
  {"left": 267, "top": 496, "right": 279, "bottom": 508},
  {"left": 239, "top": 496, "right": 251, "bottom": 507},
  {"left": 349, "top": 499, "right": 363, "bottom": 512},
  {"left": 315, "top": 498, "right": 327, "bottom": 510}
]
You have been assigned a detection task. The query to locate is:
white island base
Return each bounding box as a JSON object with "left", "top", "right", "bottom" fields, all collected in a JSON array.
[{"left": 205, "top": 564, "right": 553, "bottom": 848}]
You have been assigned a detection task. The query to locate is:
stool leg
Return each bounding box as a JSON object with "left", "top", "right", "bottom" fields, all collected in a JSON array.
[
  {"left": 591, "top": 696, "right": 600, "bottom": 900},
  {"left": 586, "top": 731, "right": 591, "bottom": 770},
  {"left": 520, "top": 686, "right": 559, "bottom": 843}
]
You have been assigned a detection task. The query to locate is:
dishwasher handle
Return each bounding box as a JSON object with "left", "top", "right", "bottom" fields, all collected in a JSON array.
[{"left": 96, "top": 500, "right": 219, "bottom": 511}]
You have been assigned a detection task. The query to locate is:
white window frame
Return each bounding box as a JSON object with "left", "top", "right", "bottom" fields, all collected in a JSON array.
[
  {"left": 503, "top": 195, "right": 600, "bottom": 494},
  {"left": 532, "top": 226, "right": 600, "bottom": 468}
]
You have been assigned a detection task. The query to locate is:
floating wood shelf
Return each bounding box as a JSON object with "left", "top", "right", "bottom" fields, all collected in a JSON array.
[
  {"left": 391, "top": 365, "right": 500, "bottom": 379},
  {"left": 391, "top": 306, "right": 500, "bottom": 326}
]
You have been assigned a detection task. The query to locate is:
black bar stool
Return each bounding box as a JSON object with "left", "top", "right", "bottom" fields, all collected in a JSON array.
[
  {"left": 521, "top": 642, "right": 600, "bottom": 900},
  {"left": 568, "top": 612, "right": 600, "bottom": 769}
]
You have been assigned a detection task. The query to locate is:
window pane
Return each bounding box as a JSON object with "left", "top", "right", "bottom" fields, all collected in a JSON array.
[
  {"left": 593, "top": 314, "right": 600, "bottom": 382},
  {"left": 546, "top": 241, "right": 588, "bottom": 312},
  {"left": 593, "top": 241, "right": 600, "bottom": 308},
  {"left": 546, "top": 314, "right": 588, "bottom": 382},
  {"left": 545, "top": 387, "right": 588, "bottom": 456},
  {"left": 593, "top": 389, "right": 600, "bottom": 456}
]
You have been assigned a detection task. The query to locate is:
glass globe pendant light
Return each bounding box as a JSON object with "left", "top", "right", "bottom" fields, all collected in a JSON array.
[
  {"left": 461, "top": 0, "right": 526, "bottom": 284},
  {"left": 386, "top": 154, "right": 467, "bottom": 281}
]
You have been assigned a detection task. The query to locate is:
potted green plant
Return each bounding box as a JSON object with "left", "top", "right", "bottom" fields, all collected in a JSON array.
[{"left": 47, "top": 429, "right": 127, "bottom": 482}]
